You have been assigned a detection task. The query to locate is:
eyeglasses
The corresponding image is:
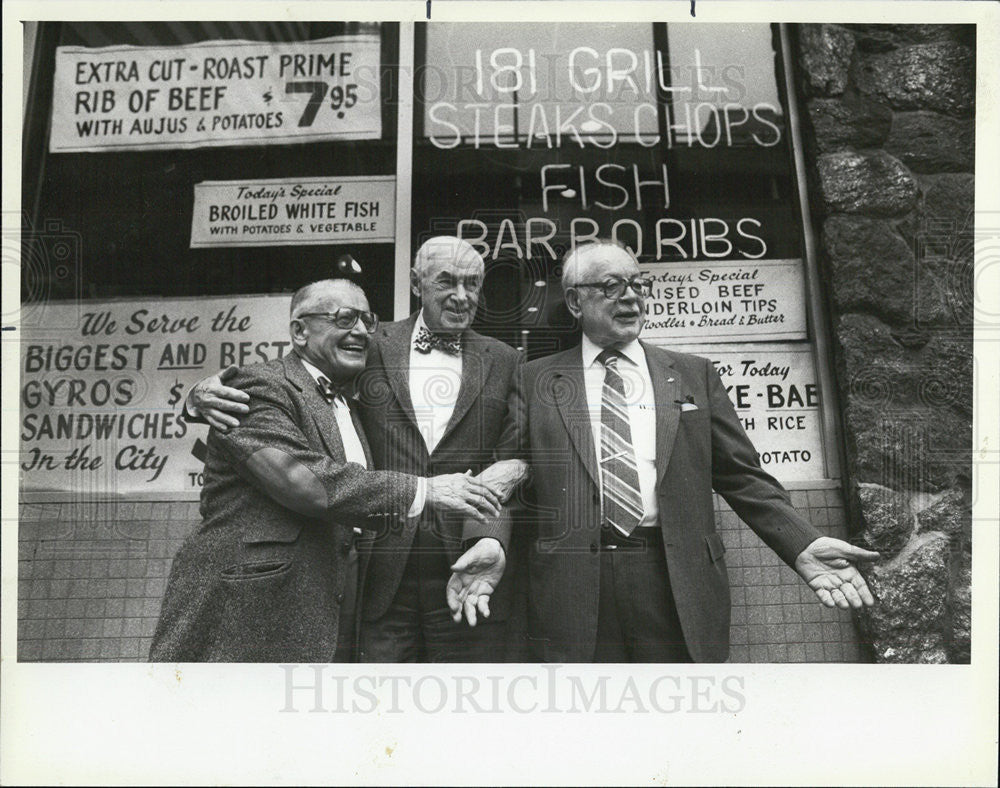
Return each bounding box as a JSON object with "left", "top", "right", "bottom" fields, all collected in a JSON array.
[
  {"left": 296, "top": 308, "right": 380, "bottom": 333},
  {"left": 572, "top": 277, "right": 653, "bottom": 300}
]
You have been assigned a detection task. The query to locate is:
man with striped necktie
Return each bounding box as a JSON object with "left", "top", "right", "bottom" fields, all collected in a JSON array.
[{"left": 510, "top": 240, "right": 879, "bottom": 662}]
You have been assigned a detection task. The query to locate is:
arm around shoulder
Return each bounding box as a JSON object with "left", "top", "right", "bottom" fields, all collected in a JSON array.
[{"left": 212, "top": 364, "right": 418, "bottom": 524}]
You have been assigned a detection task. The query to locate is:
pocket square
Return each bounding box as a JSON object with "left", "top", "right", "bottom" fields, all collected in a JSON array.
[{"left": 675, "top": 395, "right": 698, "bottom": 412}]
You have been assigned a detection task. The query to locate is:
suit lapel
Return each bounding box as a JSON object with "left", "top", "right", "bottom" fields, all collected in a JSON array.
[
  {"left": 551, "top": 346, "right": 600, "bottom": 489},
  {"left": 377, "top": 314, "right": 419, "bottom": 431},
  {"left": 436, "top": 331, "right": 492, "bottom": 450},
  {"left": 642, "top": 341, "right": 681, "bottom": 489},
  {"left": 283, "top": 352, "right": 346, "bottom": 461}
]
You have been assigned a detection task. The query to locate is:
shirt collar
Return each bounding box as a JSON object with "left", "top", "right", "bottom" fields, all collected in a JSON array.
[
  {"left": 411, "top": 309, "right": 432, "bottom": 343},
  {"left": 413, "top": 309, "right": 469, "bottom": 340},
  {"left": 297, "top": 354, "right": 328, "bottom": 386},
  {"left": 296, "top": 352, "right": 357, "bottom": 402},
  {"left": 581, "top": 333, "right": 645, "bottom": 369}
]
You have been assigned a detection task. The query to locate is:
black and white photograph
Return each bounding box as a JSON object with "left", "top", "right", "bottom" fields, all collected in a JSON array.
[{"left": 2, "top": 1, "right": 997, "bottom": 785}]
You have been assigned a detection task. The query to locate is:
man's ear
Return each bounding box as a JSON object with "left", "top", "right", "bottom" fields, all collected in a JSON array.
[
  {"left": 410, "top": 268, "right": 422, "bottom": 299},
  {"left": 289, "top": 318, "right": 307, "bottom": 349},
  {"left": 564, "top": 287, "right": 583, "bottom": 319}
]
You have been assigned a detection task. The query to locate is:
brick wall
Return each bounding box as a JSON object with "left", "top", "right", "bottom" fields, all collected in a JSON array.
[{"left": 17, "top": 488, "right": 865, "bottom": 663}]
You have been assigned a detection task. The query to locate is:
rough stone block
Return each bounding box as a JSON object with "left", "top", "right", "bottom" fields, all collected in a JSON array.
[
  {"left": 843, "top": 24, "right": 975, "bottom": 53},
  {"left": 852, "top": 42, "right": 975, "bottom": 116},
  {"left": 817, "top": 150, "right": 918, "bottom": 217},
  {"left": 822, "top": 214, "right": 914, "bottom": 323},
  {"left": 796, "top": 24, "right": 856, "bottom": 96},
  {"left": 917, "top": 173, "right": 975, "bottom": 231},
  {"left": 807, "top": 96, "right": 892, "bottom": 152},
  {"left": 863, "top": 530, "right": 952, "bottom": 662},
  {"left": 885, "top": 112, "right": 975, "bottom": 173},
  {"left": 835, "top": 314, "right": 972, "bottom": 491},
  {"left": 949, "top": 559, "right": 971, "bottom": 663},
  {"left": 893, "top": 174, "right": 975, "bottom": 328},
  {"left": 913, "top": 489, "right": 969, "bottom": 537},
  {"left": 856, "top": 482, "right": 913, "bottom": 555}
]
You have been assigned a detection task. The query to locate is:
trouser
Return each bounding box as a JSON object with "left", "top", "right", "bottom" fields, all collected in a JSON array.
[
  {"left": 592, "top": 527, "right": 692, "bottom": 663},
  {"left": 332, "top": 541, "right": 359, "bottom": 662},
  {"left": 359, "top": 523, "right": 507, "bottom": 662}
]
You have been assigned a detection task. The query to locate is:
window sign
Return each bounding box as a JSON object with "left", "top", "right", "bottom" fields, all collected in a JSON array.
[{"left": 50, "top": 34, "right": 382, "bottom": 152}]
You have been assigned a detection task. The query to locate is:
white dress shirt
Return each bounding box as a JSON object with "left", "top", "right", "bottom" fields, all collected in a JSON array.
[
  {"left": 409, "top": 310, "right": 464, "bottom": 454},
  {"left": 581, "top": 335, "right": 660, "bottom": 530},
  {"left": 298, "top": 357, "right": 369, "bottom": 468}
]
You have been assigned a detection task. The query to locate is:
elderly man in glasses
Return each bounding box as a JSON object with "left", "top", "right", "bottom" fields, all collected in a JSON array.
[
  {"left": 185, "top": 238, "right": 527, "bottom": 662},
  {"left": 507, "top": 239, "right": 880, "bottom": 662},
  {"left": 151, "top": 278, "right": 502, "bottom": 662}
]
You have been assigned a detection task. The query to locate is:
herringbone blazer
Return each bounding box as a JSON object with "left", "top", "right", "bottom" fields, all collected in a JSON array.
[{"left": 150, "top": 352, "right": 417, "bottom": 662}]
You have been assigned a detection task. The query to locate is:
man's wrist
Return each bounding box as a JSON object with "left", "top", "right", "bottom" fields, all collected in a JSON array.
[
  {"left": 462, "top": 536, "right": 504, "bottom": 556},
  {"left": 182, "top": 387, "right": 200, "bottom": 419},
  {"left": 407, "top": 477, "right": 427, "bottom": 518}
]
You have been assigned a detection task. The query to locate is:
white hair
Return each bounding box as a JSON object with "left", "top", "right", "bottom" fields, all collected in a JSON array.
[
  {"left": 413, "top": 235, "right": 485, "bottom": 278},
  {"left": 561, "top": 240, "right": 639, "bottom": 293}
]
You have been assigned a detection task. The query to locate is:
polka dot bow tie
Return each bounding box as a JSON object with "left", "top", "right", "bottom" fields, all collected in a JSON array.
[{"left": 414, "top": 326, "right": 461, "bottom": 356}]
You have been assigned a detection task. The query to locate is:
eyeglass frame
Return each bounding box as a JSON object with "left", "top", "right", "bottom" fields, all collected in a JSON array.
[
  {"left": 295, "top": 308, "right": 380, "bottom": 333},
  {"left": 569, "top": 276, "right": 653, "bottom": 300}
]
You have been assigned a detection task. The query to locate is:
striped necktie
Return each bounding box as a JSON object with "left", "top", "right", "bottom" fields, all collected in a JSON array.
[{"left": 597, "top": 349, "right": 644, "bottom": 536}]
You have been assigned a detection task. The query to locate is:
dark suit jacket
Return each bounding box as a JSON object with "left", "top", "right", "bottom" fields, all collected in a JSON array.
[
  {"left": 355, "top": 313, "right": 523, "bottom": 623},
  {"left": 518, "top": 341, "right": 821, "bottom": 662},
  {"left": 150, "top": 352, "right": 417, "bottom": 662}
]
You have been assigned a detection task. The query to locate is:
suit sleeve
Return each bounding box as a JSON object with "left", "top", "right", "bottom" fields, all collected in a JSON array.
[
  {"left": 460, "top": 352, "right": 527, "bottom": 552},
  {"left": 706, "top": 358, "right": 820, "bottom": 567},
  {"left": 211, "top": 366, "right": 418, "bottom": 526},
  {"left": 494, "top": 352, "right": 528, "bottom": 462}
]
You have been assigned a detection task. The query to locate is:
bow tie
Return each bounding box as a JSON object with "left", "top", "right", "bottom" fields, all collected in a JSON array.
[
  {"left": 414, "top": 326, "right": 461, "bottom": 356},
  {"left": 316, "top": 376, "right": 351, "bottom": 404}
]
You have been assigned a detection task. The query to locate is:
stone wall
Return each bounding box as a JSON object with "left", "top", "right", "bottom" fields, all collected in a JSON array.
[{"left": 792, "top": 24, "right": 974, "bottom": 663}]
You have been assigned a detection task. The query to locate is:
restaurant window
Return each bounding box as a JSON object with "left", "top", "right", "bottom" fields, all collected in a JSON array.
[
  {"left": 23, "top": 21, "right": 401, "bottom": 318},
  {"left": 19, "top": 21, "right": 403, "bottom": 497},
  {"left": 410, "top": 22, "right": 836, "bottom": 483}
]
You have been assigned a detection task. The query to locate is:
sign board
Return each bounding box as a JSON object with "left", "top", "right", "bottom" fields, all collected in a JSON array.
[
  {"left": 19, "top": 295, "right": 292, "bottom": 496},
  {"left": 190, "top": 176, "right": 396, "bottom": 247},
  {"left": 50, "top": 35, "right": 381, "bottom": 152},
  {"left": 638, "top": 259, "right": 806, "bottom": 343},
  {"left": 666, "top": 342, "right": 827, "bottom": 482}
]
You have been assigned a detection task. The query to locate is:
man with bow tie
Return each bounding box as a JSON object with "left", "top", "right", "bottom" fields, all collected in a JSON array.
[
  {"left": 152, "top": 278, "right": 502, "bottom": 662},
  {"left": 509, "top": 240, "right": 880, "bottom": 662},
  {"left": 188, "top": 239, "right": 527, "bottom": 662},
  {"left": 349, "top": 236, "right": 527, "bottom": 661}
]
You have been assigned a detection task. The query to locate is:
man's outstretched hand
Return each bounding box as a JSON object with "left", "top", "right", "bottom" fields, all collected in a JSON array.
[
  {"left": 446, "top": 537, "right": 506, "bottom": 626},
  {"left": 189, "top": 365, "right": 250, "bottom": 432},
  {"left": 794, "top": 536, "right": 880, "bottom": 609}
]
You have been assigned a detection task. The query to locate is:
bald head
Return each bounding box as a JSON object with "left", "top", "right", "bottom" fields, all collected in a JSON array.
[
  {"left": 290, "top": 278, "right": 365, "bottom": 320},
  {"left": 411, "top": 236, "right": 485, "bottom": 333}
]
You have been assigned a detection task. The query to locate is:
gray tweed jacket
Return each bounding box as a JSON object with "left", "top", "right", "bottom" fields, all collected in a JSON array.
[{"left": 149, "top": 352, "right": 418, "bottom": 662}]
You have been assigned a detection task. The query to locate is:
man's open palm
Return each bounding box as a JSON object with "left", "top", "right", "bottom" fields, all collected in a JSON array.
[
  {"left": 794, "top": 536, "right": 880, "bottom": 609},
  {"left": 446, "top": 538, "right": 506, "bottom": 626}
]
